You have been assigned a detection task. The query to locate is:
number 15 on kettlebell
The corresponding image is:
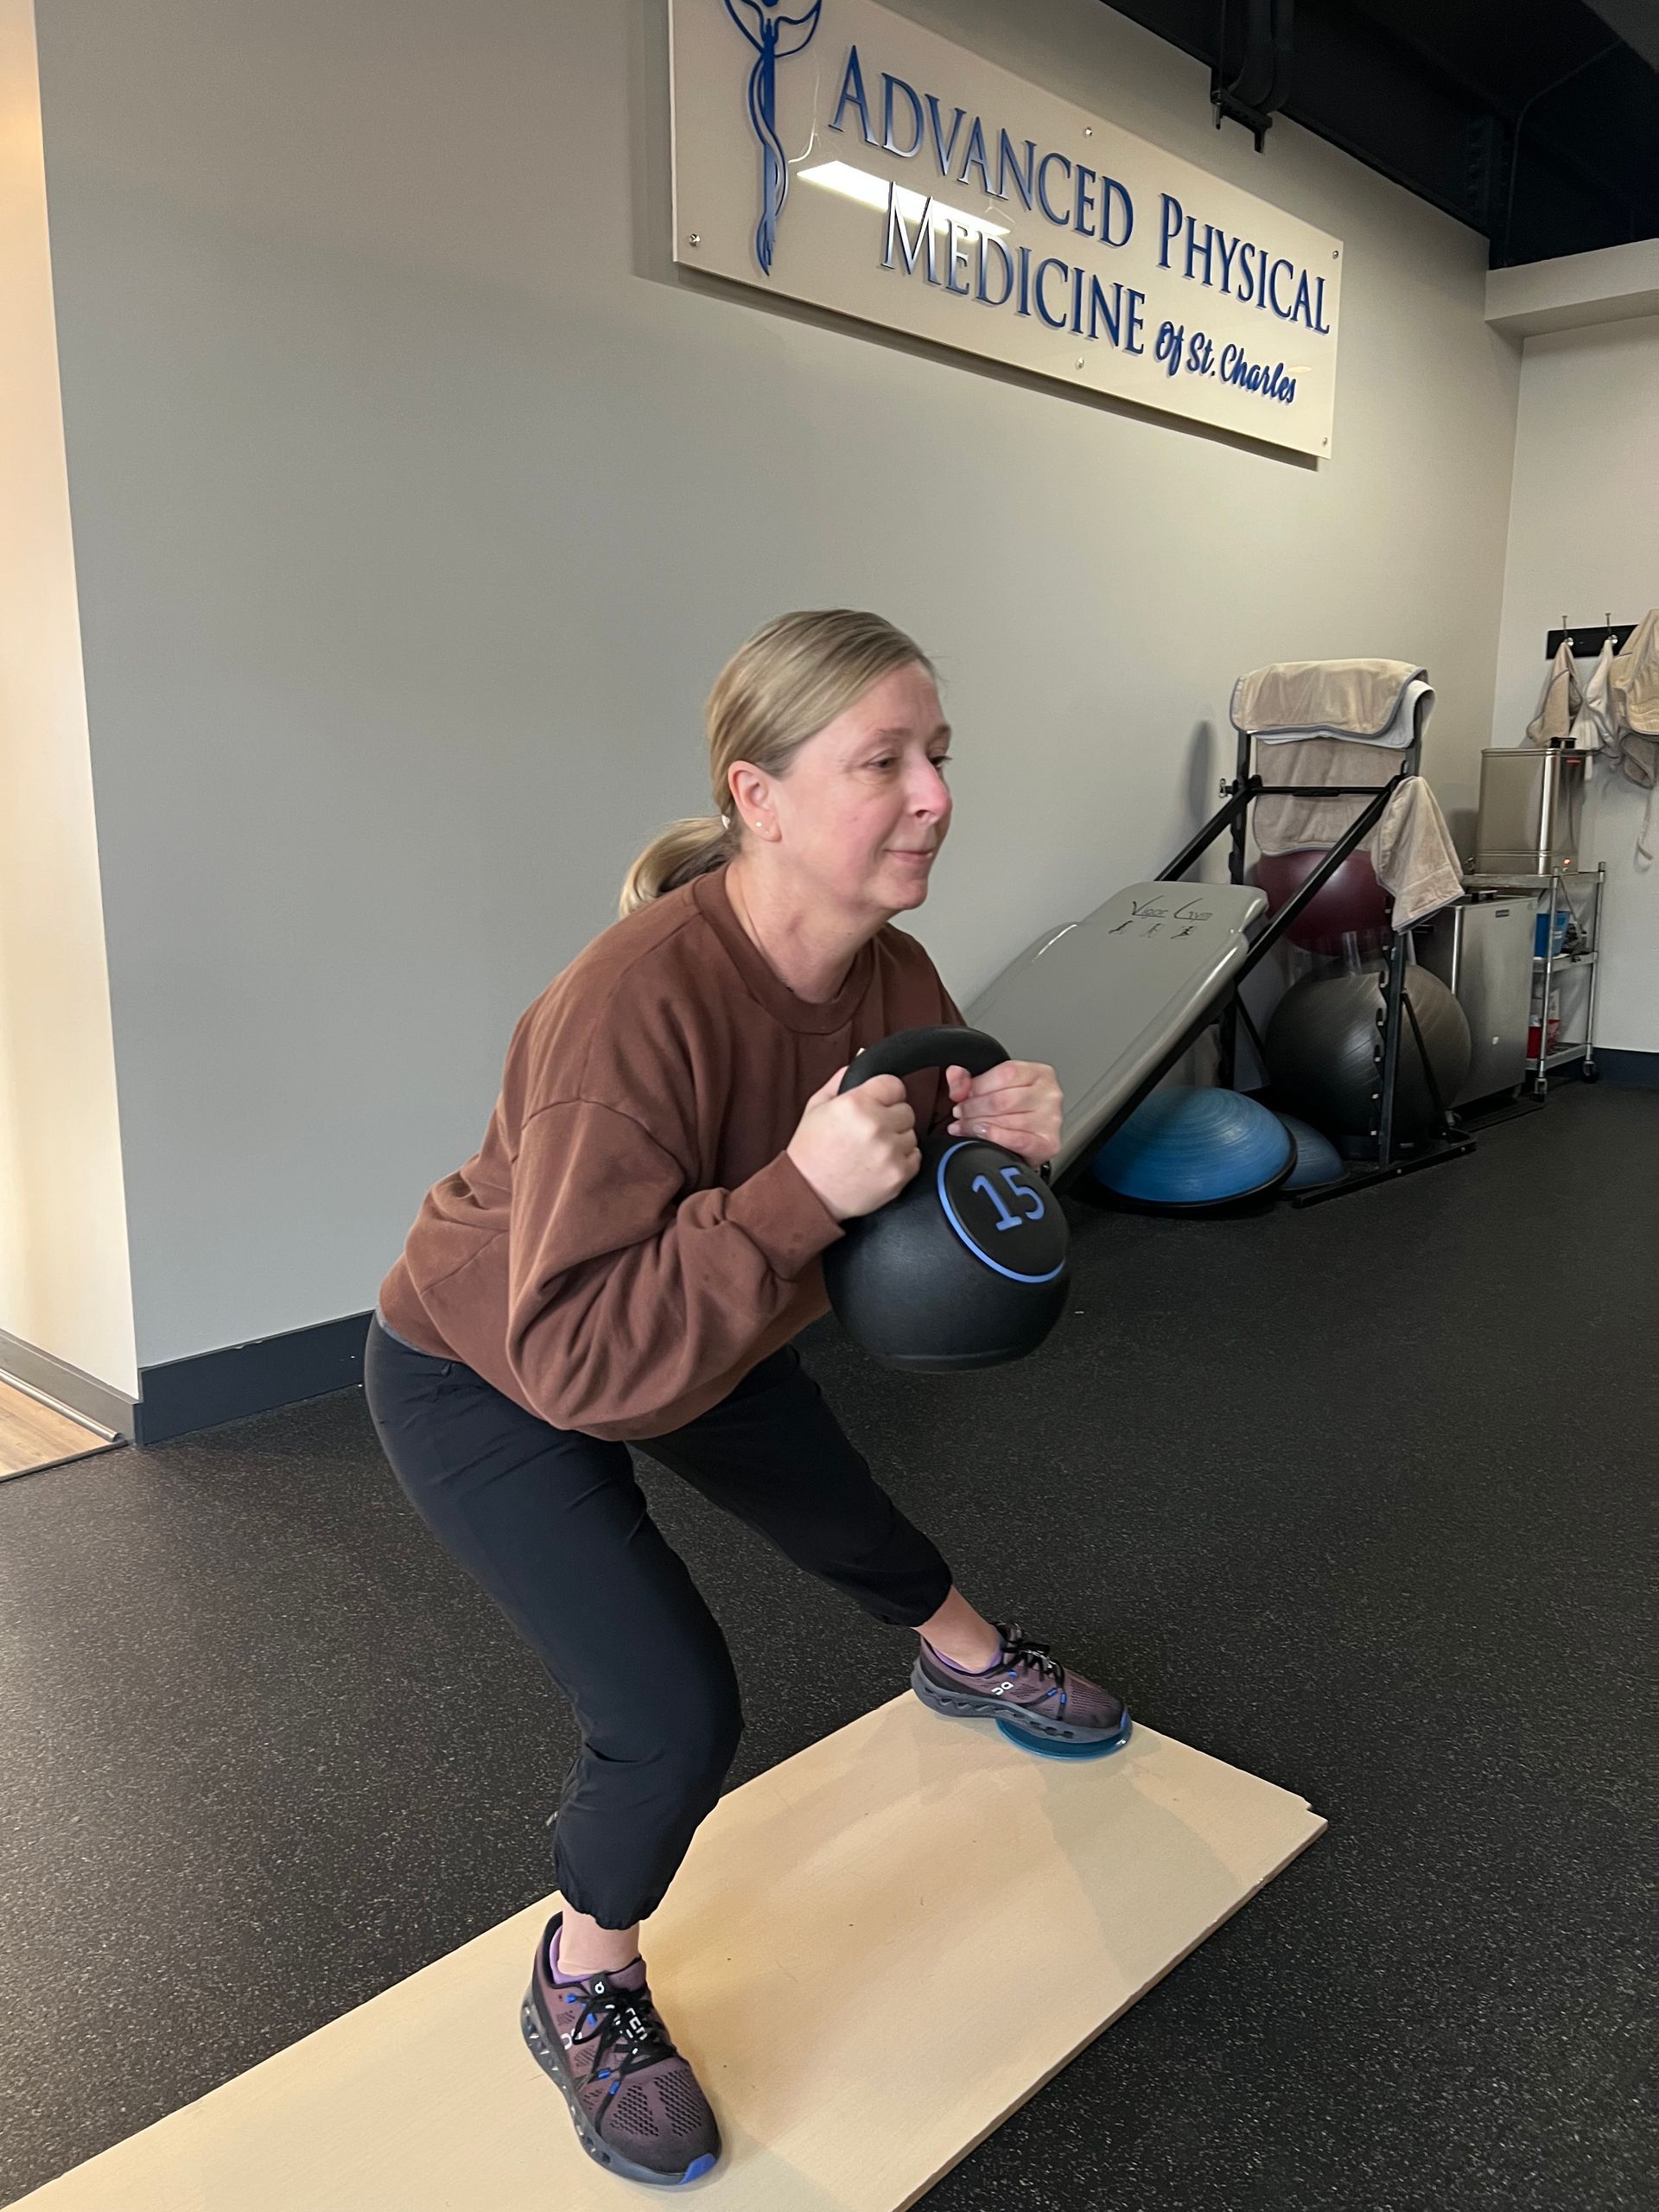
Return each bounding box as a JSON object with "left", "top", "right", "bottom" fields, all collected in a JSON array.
[
  {"left": 822, "top": 1027, "right": 1071, "bottom": 1372},
  {"left": 968, "top": 1160, "right": 1048, "bottom": 1236}
]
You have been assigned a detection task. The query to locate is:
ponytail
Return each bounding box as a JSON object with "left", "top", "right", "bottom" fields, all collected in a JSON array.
[{"left": 618, "top": 815, "right": 734, "bottom": 919}]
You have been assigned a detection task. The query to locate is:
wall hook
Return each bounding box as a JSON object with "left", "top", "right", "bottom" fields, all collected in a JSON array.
[{"left": 1546, "top": 618, "right": 1635, "bottom": 658}]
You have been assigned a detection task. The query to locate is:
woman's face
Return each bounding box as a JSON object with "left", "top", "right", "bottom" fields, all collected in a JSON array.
[{"left": 734, "top": 662, "right": 953, "bottom": 918}]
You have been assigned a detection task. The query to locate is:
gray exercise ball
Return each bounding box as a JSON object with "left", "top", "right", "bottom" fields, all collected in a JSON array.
[{"left": 1264, "top": 966, "right": 1471, "bottom": 1149}]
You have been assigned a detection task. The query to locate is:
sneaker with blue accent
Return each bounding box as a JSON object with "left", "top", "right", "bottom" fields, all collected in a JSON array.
[
  {"left": 912, "top": 1622, "right": 1132, "bottom": 1758},
  {"left": 521, "top": 1912, "right": 721, "bottom": 2187}
]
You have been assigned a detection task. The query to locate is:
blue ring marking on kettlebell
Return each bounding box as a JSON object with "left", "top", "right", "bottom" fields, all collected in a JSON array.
[{"left": 935, "top": 1142, "right": 1066, "bottom": 1285}]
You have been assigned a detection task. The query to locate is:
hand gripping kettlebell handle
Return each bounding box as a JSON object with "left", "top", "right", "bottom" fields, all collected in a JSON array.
[{"left": 837, "top": 1025, "right": 1008, "bottom": 1094}]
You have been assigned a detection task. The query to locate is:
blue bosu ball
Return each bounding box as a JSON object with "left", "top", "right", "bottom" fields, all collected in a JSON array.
[
  {"left": 1279, "top": 1113, "right": 1345, "bottom": 1191},
  {"left": 1090, "top": 1086, "right": 1294, "bottom": 1210}
]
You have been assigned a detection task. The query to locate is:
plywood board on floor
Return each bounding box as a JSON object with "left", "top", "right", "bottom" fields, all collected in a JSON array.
[
  {"left": 0, "top": 1380, "right": 118, "bottom": 1481},
  {"left": 9, "top": 1695, "right": 1323, "bottom": 2212}
]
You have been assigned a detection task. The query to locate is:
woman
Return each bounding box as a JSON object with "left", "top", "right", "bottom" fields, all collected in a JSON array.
[{"left": 364, "top": 611, "right": 1129, "bottom": 2189}]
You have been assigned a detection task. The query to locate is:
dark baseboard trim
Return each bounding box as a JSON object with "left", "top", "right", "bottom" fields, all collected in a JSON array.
[
  {"left": 1595, "top": 1048, "right": 1659, "bottom": 1089},
  {"left": 0, "top": 1326, "right": 136, "bottom": 1439},
  {"left": 4, "top": 1311, "right": 378, "bottom": 1447},
  {"left": 135, "top": 1311, "right": 372, "bottom": 1446}
]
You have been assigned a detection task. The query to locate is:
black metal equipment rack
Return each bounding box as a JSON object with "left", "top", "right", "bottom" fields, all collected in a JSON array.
[{"left": 1151, "top": 706, "right": 1474, "bottom": 1206}]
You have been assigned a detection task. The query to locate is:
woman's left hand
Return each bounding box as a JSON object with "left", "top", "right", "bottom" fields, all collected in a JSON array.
[{"left": 944, "top": 1060, "right": 1063, "bottom": 1169}]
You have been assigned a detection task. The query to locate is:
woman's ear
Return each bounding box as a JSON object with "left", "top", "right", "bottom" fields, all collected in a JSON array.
[{"left": 728, "top": 762, "right": 775, "bottom": 840}]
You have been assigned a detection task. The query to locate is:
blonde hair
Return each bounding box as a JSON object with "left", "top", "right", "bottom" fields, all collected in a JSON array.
[{"left": 618, "top": 609, "right": 935, "bottom": 918}]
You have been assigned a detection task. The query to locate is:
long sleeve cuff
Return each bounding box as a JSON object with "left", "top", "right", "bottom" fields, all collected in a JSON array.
[{"left": 726, "top": 1150, "right": 844, "bottom": 1279}]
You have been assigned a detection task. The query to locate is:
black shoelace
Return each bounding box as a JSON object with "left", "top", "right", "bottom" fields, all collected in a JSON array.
[
  {"left": 1002, "top": 1624, "right": 1066, "bottom": 1695},
  {"left": 569, "top": 1977, "right": 676, "bottom": 2083}
]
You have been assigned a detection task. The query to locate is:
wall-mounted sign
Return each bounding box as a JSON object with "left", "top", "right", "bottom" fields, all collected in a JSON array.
[{"left": 670, "top": 0, "right": 1343, "bottom": 457}]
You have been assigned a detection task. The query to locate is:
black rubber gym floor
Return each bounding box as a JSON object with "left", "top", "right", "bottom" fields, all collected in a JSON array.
[{"left": 3, "top": 1082, "right": 1655, "bottom": 2210}]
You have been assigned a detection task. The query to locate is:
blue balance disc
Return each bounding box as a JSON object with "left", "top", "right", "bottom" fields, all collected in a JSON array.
[
  {"left": 1279, "top": 1113, "right": 1345, "bottom": 1191},
  {"left": 1090, "top": 1086, "right": 1294, "bottom": 1211},
  {"left": 995, "top": 1717, "right": 1134, "bottom": 1760}
]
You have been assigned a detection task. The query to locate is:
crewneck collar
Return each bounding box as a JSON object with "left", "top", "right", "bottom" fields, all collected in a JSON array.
[{"left": 693, "top": 867, "right": 876, "bottom": 1036}]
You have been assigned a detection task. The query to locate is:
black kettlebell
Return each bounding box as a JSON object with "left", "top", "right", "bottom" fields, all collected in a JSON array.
[{"left": 822, "top": 1026, "right": 1070, "bottom": 1371}]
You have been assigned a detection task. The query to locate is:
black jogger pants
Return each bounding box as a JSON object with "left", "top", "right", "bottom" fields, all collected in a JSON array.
[{"left": 362, "top": 1318, "right": 954, "bottom": 1929}]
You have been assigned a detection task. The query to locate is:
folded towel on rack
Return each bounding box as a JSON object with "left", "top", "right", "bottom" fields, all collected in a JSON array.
[
  {"left": 1370, "top": 779, "right": 1465, "bottom": 931},
  {"left": 1253, "top": 676, "right": 1431, "bottom": 752},
  {"left": 1525, "top": 639, "right": 1583, "bottom": 746},
  {"left": 1254, "top": 737, "right": 1462, "bottom": 931},
  {"left": 1231, "top": 658, "right": 1426, "bottom": 744},
  {"left": 1254, "top": 734, "right": 1401, "bottom": 852}
]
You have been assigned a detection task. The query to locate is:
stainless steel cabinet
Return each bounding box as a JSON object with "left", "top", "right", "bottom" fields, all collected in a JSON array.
[{"left": 1419, "top": 896, "right": 1538, "bottom": 1105}]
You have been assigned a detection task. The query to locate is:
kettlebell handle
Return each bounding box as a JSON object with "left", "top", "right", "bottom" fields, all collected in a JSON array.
[{"left": 838, "top": 1025, "right": 1009, "bottom": 1094}]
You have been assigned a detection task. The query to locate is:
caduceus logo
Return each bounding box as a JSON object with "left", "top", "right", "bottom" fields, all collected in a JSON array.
[{"left": 723, "top": 0, "right": 823, "bottom": 276}]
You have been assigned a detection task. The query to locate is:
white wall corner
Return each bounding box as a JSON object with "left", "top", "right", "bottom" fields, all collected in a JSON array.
[
  {"left": 0, "top": 0, "right": 139, "bottom": 1397},
  {"left": 1486, "top": 238, "right": 1659, "bottom": 339}
]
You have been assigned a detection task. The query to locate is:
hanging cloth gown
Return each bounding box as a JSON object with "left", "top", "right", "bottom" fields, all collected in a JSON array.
[
  {"left": 1526, "top": 639, "right": 1583, "bottom": 746},
  {"left": 1569, "top": 635, "right": 1617, "bottom": 754},
  {"left": 1604, "top": 610, "right": 1659, "bottom": 867}
]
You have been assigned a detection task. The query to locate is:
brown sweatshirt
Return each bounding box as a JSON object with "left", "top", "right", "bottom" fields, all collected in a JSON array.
[{"left": 378, "top": 867, "right": 962, "bottom": 1440}]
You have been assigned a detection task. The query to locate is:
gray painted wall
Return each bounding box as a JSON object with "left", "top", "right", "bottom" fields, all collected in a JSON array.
[{"left": 35, "top": 0, "right": 1520, "bottom": 1368}]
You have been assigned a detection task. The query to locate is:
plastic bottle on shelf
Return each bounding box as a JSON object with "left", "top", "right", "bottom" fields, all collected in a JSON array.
[{"left": 1528, "top": 977, "right": 1561, "bottom": 1061}]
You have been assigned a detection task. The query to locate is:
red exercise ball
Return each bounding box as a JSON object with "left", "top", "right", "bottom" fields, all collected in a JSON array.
[{"left": 1249, "top": 847, "right": 1392, "bottom": 956}]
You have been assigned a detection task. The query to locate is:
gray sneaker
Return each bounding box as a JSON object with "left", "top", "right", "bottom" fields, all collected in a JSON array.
[
  {"left": 521, "top": 1913, "right": 721, "bottom": 2187},
  {"left": 912, "top": 1622, "right": 1132, "bottom": 1759}
]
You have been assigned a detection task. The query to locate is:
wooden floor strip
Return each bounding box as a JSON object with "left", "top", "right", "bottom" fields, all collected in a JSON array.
[{"left": 0, "top": 1379, "right": 119, "bottom": 1482}]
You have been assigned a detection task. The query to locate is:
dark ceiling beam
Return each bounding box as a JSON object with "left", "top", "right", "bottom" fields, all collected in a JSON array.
[
  {"left": 1282, "top": 3, "right": 1645, "bottom": 244},
  {"left": 1338, "top": 1, "right": 1511, "bottom": 111},
  {"left": 1340, "top": 1, "right": 1629, "bottom": 196},
  {"left": 1497, "top": 36, "right": 1637, "bottom": 261},
  {"left": 1098, "top": 0, "right": 1656, "bottom": 262}
]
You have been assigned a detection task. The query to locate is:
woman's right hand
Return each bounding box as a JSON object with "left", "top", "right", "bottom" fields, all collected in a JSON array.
[{"left": 787, "top": 1067, "right": 921, "bottom": 1221}]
